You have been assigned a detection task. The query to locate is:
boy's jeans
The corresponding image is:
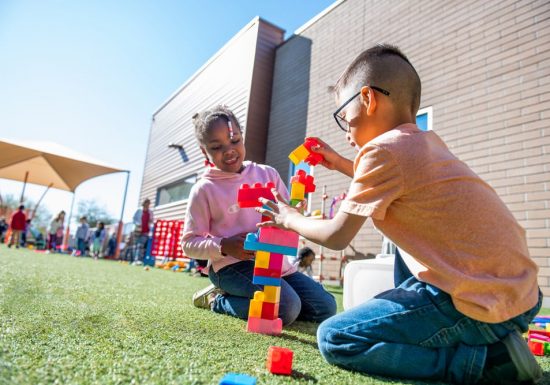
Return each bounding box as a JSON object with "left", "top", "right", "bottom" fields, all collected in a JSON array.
[
  {"left": 209, "top": 260, "right": 337, "bottom": 325},
  {"left": 317, "top": 249, "right": 542, "bottom": 384}
]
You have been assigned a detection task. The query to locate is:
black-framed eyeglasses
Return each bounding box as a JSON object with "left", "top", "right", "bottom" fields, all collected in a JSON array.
[{"left": 333, "top": 86, "right": 390, "bottom": 132}]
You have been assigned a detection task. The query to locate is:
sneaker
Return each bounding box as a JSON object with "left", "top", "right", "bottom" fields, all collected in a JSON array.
[
  {"left": 482, "top": 330, "right": 542, "bottom": 384},
  {"left": 192, "top": 284, "right": 222, "bottom": 309}
]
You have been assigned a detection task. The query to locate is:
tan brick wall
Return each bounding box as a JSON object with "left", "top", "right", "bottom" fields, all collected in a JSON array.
[{"left": 267, "top": 0, "right": 550, "bottom": 291}]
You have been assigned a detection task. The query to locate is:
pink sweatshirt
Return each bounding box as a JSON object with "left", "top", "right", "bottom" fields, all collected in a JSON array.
[{"left": 181, "top": 161, "right": 298, "bottom": 275}]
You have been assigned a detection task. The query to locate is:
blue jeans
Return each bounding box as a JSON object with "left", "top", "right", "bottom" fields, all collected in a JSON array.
[
  {"left": 208, "top": 260, "right": 337, "bottom": 325},
  {"left": 77, "top": 239, "right": 86, "bottom": 256},
  {"left": 317, "top": 249, "right": 542, "bottom": 384}
]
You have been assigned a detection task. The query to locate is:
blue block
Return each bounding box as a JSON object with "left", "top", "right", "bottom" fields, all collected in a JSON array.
[
  {"left": 253, "top": 275, "right": 281, "bottom": 287},
  {"left": 219, "top": 373, "right": 256, "bottom": 385},
  {"left": 244, "top": 233, "right": 298, "bottom": 256}
]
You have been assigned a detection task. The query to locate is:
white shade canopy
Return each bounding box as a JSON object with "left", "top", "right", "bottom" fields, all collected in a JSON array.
[{"left": 0, "top": 138, "right": 125, "bottom": 192}]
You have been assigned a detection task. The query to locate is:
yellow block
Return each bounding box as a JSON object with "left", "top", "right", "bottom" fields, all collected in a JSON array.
[
  {"left": 248, "top": 298, "right": 263, "bottom": 318},
  {"left": 263, "top": 286, "right": 281, "bottom": 303},
  {"left": 255, "top": 250, "right": 270, "bottom": 269},
  {"left": 288, "top": 145, "right": 309, "bottom": 165},
  {"left": 290, "top": 182, "right": 306, "bottom": 200},
  {"left": 546, "top": 323, "right": 550, "bottom": 332},
  {"left": 254, "top": 291, "right": 265, "bottom": 301}
]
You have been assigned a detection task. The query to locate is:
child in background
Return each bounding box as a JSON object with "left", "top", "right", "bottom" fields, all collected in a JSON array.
[
  {"left": 8, "top": 205, "right": 26, "bottom": 249},
  {"left": 74, "top": 216, "right": 89, "bottom": 257},
  {"left": 294, "top": 247, "right": 315, "bottom": 278},
  {"left": 90, "top": 222, "right": 106, "bottom": 260},
  {"left": 257, "top": 44, "right": 541, "bottom": 384},
  {"left": 48, "top": 211, "right": 65, "bottom": 252},
  {"left": 181, "top": 105, "right": 336, "bottom": 326}
]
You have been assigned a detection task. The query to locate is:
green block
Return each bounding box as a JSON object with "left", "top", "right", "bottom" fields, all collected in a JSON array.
[{"left": 290, "top": 199, "right": 301, "bottom": 207}]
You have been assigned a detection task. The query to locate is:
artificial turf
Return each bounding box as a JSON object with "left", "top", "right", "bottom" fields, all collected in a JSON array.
[{"left": 1, "top": 247, "right": 549, "bottom": 385}]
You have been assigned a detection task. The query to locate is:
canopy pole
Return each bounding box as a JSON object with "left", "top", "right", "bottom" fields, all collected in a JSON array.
[
  {"left": 19, "top": 171, "right": 29, "bottom": 204},
  {"left": 114, "top": 171, "right": 130, "bottom": 259},
  {"left": 63, "top": 191, "right": 76, "bottom": 251},
  {"left": 31, "top": 183, "right": 53, "bottom": 220}
]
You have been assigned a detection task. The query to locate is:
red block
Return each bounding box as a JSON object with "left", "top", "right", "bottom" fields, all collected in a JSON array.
[
  {"left": 267, "top": 253, "right": 283, "bottom": 270},
  {"left": 247, "top": 317, "right": 282, "bottom": 335},
  {"left": 254, "top": 267, "right": 282, "bottom": 279},
  {"left": 261, "top": 301, "right": 280, "bottom": 320},
  {"left": 303, "top": 138, "right": 324, "bottom": 166},
  {"left": 266, "top": 346, "right": 293, "bottom": 375},
  {"left": 238, "top": 182, "right": 276, "bottom": 208},
  {"left": 290, "top": 170, "right": 316, "bottom": 193},
  {"left": 258, "top": 227, "right": 299, "bottom": 248},
  {"left": 529, "top": 340, "right": 545, "bottom": 356}
]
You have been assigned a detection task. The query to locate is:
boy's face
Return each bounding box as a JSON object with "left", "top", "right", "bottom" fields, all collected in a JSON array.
[
  {"left": 335, "top": 84, "right": 385, "bottom": 149},
  {"left": 203, "top": 119, "right": 246, "bottom": 173}
]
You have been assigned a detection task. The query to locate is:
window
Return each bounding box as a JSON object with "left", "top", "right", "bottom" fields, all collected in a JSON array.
[
  {"left": 156, "top": 174, "right": 197, "bottom": 206},
  {"left": 416, "top": 106, "right": 433, "bottom": 131}
]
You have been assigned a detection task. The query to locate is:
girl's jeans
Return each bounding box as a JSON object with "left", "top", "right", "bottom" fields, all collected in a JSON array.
[
  {"left": 317, "top": 249, "right": 542, "bottom": 384},
  {"left": 208, "top": 260, "right": 337, "bottom": 325}
]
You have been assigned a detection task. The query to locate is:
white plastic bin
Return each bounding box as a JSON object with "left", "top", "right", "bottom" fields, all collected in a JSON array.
[{"left": 343, "top": 255, "right": 395, "bottom": 310}]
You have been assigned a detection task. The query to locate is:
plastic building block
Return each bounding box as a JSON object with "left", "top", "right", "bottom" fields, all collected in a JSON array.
[
  {"left": 258, "top": 227, "right": 299, "bottom": 248},
  {"left": 290, "top": 182, "right": 305, "bottom": 201},
  {"left": 261, "top": 301, "right": 280, "bottom": 320},
  {"left": 290, "top": 199, "right": 302, "bottom": 207},
  {"left": 253, "top": 275, "right": 281, "bottom": 287},
  {"left": 247, "top": 316, "right": 282, "bottom": 335},
  {"left": 268, "top": 253, "right": 284, "bottom": 270},
  {"left": 290, "top": 170, "right": 316, "bottom": 193},
  {"left": 255, "top": 250, "right": 270, "bottom": 269},
  {"left": 266, "top": 346, "right": 293, "bottom": 375},
  {"left": 254, "top": 267, "right": 282, "bottom": 279},
  {"left": 238, "top": 182, "right": 276, "bottom": 208},
  {"left": 263, "top": 286, "right": 281, "bottom": 303},
  {"left": 288, "top": 144, "right": 309, "bottom": 165},
  {"left": 244, "top": 232, "right": 298, "bottom": 256},
  {"left": 219, "top": 373, "right": 257, "bottom": 385},
  {"left": 529, "top": 340, "right": 545, "bottom": 356},
  {"left": 248, "top": 291, "right": 265, "bottom": 318},
  {"left": 303, "top": 138, "right": 324, "bottom": 166}
]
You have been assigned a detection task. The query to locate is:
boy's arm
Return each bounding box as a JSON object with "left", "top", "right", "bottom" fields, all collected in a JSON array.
[
  {"left": 258, "top": 192, "right": 367, "bottom": 250},
  {"left": 308, "top": 137, "right": 354, "bottom": 178}
]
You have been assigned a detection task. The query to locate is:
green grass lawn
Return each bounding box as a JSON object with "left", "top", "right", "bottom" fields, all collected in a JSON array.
[{"left": 1, "top": 247, "right": 550, "bottom": 385}]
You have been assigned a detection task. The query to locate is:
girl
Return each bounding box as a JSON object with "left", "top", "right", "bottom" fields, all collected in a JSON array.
[
  {"left": 48, "top": 211, "right": 65, "bottom": 252},
  {"left": 181, "top": 105, "right": 336, "bottom": 326},
  {"left": 90, "top": 222, "right": 106, "bottom": 260}
]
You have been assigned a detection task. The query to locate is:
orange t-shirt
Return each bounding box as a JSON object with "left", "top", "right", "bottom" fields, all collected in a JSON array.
[{"left": 340, "top": 124, "right": 539, "bottom": 323}]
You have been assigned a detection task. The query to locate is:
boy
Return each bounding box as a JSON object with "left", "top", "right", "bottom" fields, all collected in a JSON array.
[
  {"left": 8, "top": 205, "right": 26, "bottom": 249},
  {"left": 258, "top": 44, "right": 541, "bottom": 384},
  {"left": 74, "top": 216, "right": 89, "bottom": 256}
]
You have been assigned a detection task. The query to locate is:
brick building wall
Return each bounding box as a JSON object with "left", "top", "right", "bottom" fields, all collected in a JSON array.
[{"left": 266, "top": 0, "right": 550, "bottom": 290}]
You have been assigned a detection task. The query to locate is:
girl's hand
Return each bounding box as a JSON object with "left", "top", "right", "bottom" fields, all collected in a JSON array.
[
  {"left": 307, "top": 136, "right": 343, "bottom": 171},
  {"left": 256, "top": 190, "right": 301, "bottom": 230},
  {"left": 220, "top": 233, "right": 255, "bottom": 260}
]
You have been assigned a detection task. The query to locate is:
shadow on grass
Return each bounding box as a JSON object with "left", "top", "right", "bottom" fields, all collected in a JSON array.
[
  {"left": 278, "top": 332, "right": 318, "bottom": 349},
  {"left": 284, "top": 320, "right": 318, "bottom": 336},
  {"left": 291, "top": 369, "right": 318, "bottom": 382}
]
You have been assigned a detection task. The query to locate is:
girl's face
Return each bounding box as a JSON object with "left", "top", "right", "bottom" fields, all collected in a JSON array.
[{"left": 202, "top": 119, "right": 246, "bottom": 173}]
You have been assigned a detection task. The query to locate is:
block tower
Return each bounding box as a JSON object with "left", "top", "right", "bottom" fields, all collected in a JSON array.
[{"left": 237, "top": 178, "right": 315, "bottom": 335}]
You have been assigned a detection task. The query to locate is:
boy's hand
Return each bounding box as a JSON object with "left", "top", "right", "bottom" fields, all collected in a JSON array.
[
  {"left": 220, "top": 233, "right": 255, "bottom": 260},
  {"left": 256, "top": 190, "right": 301, "bottom": 230},
  {"left": 307, "top": 136, "right": 342, "bottom": 170}
]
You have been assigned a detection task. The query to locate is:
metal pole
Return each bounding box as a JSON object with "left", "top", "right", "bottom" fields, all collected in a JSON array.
[
  {"left": 19, "top": 171, "right": 29, "bottom": 204},
  {"left": 31, "top": 183, "right": 53, "bottom": 220},
  {"left": 114, "top": 171, "right": 130, "bottom": 259},
  {"left": 63, "top": 192, "right": 76, "bottom": 251}
]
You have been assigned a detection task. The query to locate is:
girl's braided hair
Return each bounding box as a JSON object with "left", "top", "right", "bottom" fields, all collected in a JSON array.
[{"left": 192, "top": 105, "right": 242, "bottom": 144}]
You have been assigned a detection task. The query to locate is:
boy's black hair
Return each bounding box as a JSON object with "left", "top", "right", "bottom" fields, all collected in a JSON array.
[
  {"left": 298, "top": 246, "right": 315, "bottom": 260},
  {"left": 333, "top": 43, "right": 421, "bottom": 115},
  {"left": 192, "top": 105, "right": 242, "bottom": 145}
]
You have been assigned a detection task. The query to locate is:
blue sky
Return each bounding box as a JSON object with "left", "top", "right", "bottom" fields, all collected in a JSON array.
[{"left": 0, "top": 0, "right": 335, "bottom": 227}]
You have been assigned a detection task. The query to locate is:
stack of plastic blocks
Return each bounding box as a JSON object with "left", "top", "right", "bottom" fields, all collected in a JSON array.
[
  {"left": 288, "top": 138, "right": 324, "bottom": 166},
  {"left": 527, "top": 329, "right": 550, "bottom": 356}
]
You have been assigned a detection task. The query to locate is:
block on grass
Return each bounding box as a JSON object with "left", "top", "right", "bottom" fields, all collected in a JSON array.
[
  {"left": 254, "top": 250, "right": 270, "bottom": 269},
  {"left": 258, "top": 228, "right": 299, "bottom": 248},
  {"left": 263, "top": 285, "right": 281, "bottom": 303},
  {"left": 247, "top": 316, "right": 282, "bottom": 335},
  {"left": 266, "top": 346, "right": 293, "bottom": 375},
  {"left": 219, "top": 373, "right": 257, "bottom": 385}
]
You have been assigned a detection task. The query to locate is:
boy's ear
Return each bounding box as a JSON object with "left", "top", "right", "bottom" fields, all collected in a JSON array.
[{"left": 360, "top": 86, "right": 377, "bottom": 116}]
